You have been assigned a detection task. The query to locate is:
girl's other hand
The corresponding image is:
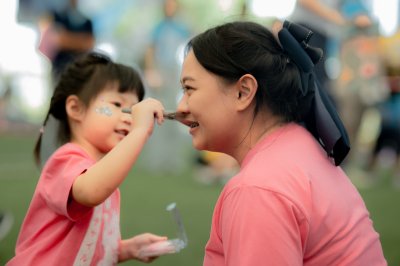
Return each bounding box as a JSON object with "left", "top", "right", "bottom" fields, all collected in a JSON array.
[{"left": 119, "top": 233, "right": 168, "bottom": 263}]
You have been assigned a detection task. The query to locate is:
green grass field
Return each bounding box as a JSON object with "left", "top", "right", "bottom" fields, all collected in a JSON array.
[{"left": 0, "top": 133, "right": 399, "bottom": 265}]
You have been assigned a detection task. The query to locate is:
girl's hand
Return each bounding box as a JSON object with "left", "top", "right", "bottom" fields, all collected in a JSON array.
[
  {"left": 119, "top": 233, "right": 168, "bottom": 263},
  {"left": 130, "top": 98, "right": 165, "bottom": 135}
]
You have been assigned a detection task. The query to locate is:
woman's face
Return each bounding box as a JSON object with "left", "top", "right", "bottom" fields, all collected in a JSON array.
[{"left": 177, "top": 50, "right": 241, "bottom": 153}]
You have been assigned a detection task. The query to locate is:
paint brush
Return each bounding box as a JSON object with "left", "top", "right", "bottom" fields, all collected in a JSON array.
[{"left": 121, "top": 108, "right": 196, "bottom": 127}]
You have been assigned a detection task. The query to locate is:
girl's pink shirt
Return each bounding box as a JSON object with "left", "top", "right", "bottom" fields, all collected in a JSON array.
[
  {"left": 204, "top": 123, "right": 386, "bottom": 266},
  {"left": 7, "top": 143, "right": 121, "bottom": 266}
]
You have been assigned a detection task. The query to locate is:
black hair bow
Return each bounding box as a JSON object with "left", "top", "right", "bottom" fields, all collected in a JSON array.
[{"left": 278, "top": 21, "right": 350, "bottom": 166}]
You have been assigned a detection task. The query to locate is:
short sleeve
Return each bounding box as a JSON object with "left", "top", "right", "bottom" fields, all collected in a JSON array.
[
  {"left": 220, "top": 186, "right": 309, "bottom": 266},
  {"left": 39, "top": 145, "right": 94, "bottom": 221}
]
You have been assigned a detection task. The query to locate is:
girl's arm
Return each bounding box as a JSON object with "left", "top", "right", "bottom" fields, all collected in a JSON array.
[{"left": 72, "top": 98, "right": 164, "bottom": 207}]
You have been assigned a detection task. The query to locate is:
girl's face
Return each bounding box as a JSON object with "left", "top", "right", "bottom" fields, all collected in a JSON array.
[
  {"left": 177, "top": 50, "right": 241, "bottom": 153},
  {"left": 79, "top": 83, "right": 139, "bottom": 157}
]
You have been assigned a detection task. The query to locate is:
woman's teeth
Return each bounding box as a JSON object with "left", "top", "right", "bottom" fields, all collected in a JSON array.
[{"left": 190, "top": 122, "right": 199, "bottom": 128}]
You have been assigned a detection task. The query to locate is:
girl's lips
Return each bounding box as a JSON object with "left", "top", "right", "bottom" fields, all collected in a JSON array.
[{"left": 115, "top": 129, "right": 129, "bottom": 136}]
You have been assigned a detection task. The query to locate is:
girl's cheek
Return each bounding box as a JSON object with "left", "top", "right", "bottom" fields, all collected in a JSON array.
[
  {"left": 94, "top": 98, "right": 115, "bottom": 117},
  {"left": 95, "top": 105, "right": 113, "bottom": 116}
]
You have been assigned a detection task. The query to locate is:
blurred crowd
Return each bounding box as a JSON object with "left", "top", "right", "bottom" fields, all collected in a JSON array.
[
  {"left": 1, "top": 0, "right": 400, "bottom": 188},
  {"left": 1, "top": 0, "right": 400, "bottom": 253}
]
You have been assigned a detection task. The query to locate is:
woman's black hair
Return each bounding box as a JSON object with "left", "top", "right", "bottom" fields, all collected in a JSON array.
[
  {"left": 34, "top": 51, "right": 145, "bottom": 166},
  {"left": 185, "top": 21, "right": 303, "bottom": 121},
  {"left": 186, "top": 21, "right": 351, "bottom": 165}
]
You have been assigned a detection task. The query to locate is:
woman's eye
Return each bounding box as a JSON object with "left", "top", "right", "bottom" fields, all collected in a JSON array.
[{"left": 183, "top": 86, "right": 194, "bottom": 94}]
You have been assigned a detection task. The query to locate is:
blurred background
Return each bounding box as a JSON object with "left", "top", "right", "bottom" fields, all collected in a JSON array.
[{"left": 1, "top": 0, "right": 400, "bottom": 265}]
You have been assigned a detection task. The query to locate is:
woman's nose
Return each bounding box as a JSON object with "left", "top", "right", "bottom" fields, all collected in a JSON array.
[{"left": 176, "top": 94, "right": 189, "bottom": 113}]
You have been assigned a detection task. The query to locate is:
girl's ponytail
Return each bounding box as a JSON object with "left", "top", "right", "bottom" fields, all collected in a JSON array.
[{"left": 33, "top": 112, "right": 51, "bottom": 167}]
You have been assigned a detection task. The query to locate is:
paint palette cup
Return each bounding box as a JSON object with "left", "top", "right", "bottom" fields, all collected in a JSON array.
[{"left": 137, "top": 202, "right": 188, "bottom": 259}]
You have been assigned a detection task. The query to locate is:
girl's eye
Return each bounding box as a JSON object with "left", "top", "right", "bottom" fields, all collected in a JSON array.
[{"left": 112, "top": 102, "right": 122, "bottom": 108}]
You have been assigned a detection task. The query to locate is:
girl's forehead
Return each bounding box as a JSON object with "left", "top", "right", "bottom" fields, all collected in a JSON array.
[
  {"left": 101, "top": 81, "right": 121, "bottom": 92},
  {"left": 96, "top": 87, "right": 139, "bottom": 102}
]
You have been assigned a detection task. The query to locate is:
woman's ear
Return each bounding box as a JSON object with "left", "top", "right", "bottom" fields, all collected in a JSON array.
[
  {"left": 235, "top": 74, "right": 258, "bottom": 111},
  {"left": 66, "top": 95, "right": 85, "bottom": 121}
]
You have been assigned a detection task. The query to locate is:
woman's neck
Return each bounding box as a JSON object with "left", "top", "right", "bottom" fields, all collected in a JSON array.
[{"left": 231, "top": 113, "right": 285, "bottom": 165}]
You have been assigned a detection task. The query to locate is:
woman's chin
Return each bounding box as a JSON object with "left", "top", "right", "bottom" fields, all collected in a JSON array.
[{"left": 192, "top": 140, "right": 206, "bottom": 151}]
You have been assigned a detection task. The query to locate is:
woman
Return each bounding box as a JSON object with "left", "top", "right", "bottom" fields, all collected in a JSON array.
[{"left": 177, "top": 21, "right": 386, "bottom": 265}]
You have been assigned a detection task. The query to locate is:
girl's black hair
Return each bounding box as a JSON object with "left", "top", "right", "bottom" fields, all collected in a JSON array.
[
  {"left": 185, "top": 21, "right": 303, "bottom": 121},
  {"left": 34, "top": 51, "right": 145, "bottom": 166}
]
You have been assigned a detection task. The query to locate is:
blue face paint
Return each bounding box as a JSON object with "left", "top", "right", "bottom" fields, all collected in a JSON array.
[
  {"left": 95, "top": 98, "right": 113, "bottom": 116},
  {"left": 95, "top": 106, "right": 113, "bottom": 116}
]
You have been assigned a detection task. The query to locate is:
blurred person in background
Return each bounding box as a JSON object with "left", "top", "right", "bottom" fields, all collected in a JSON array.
[
  {"left": 290, "top": 0, "right": 390, "bottom": 170},
  {"left": 366, "top": 89, "right": 400, "bottom": 188},
  {"left": 290, "top": 0, "right": 347, "bottom": 100},
  {"left": 333, "top": 0, "right": 389, "bottom": 170},
  {"left": 0, "top": 211, "right": 13, "bottom": 243},
  {"left": 142, "top": 0, "right": 192, "bottom": 174},
  {"left": 290, "top": 0, "right": 373, "bottom": 99},
  {"left": 177, "top": 20, "right": 385, "bottom": 265},
  {"left": 37, "top": 0, "right": 95, "bottom": 162},
  {"left": 195, "top": 151, "right": 239, "bottom": 185},
  {"left": 364, "top": 30, "right": 400, "bottom": 188},
  {"left": 7, "top": 52, "right": 168, "bottom": 265},
  {"left": 38, "top": 0, "right": 95, "bottom": 84},
  {"left": 0, "top": 80, "right": 11, "bottom": 131}
]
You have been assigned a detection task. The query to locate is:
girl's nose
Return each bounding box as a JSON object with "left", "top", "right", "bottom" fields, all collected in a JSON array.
[{"left": 121, "top": 111, "right": 132, "bottom": 125}]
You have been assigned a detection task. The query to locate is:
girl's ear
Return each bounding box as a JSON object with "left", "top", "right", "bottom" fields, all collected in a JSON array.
[
  {"left": 235, "top": 74, "right": 258, "bottom": 111},
  {"left": 66, "top": 95, "right": 85, "bottom": 121}
]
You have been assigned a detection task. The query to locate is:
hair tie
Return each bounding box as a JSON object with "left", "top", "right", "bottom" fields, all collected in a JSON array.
[
  {"left": 278, "top": 21, "right": 323, "bottom": 96},
  {"left": 282, "top": 21, "right": 323, "bottom": 67},
  {"left": 277, "top": 20, "right": 350, "bottom": 166}
]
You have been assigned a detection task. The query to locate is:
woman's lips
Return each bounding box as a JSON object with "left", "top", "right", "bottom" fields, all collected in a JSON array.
[{"left": 181, "top": 119, "right": 199, "bottom": 128}]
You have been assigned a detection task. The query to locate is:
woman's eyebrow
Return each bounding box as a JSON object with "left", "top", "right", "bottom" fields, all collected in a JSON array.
[{"left": 181, "top": 76, "right": 195, "bottom": 84}]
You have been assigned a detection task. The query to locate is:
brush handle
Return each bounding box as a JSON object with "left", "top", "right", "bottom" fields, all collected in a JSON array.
[
  {"left": 122, "top": 108, "right": 181, "bottom": 120},
  {"left": 121, "top": 108, "right": 193, "bottom": 127}
]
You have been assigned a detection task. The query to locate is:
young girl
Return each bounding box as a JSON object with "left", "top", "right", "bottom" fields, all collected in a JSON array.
[{"left": 7, "top": 52, "right": 167, "bottom": 265}]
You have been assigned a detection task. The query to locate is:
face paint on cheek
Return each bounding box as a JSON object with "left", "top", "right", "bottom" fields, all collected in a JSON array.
[
  {"left": 95, "top": 98, "right": 114, "bottom": 116},
  {"left": 95, "top": 106, "right": 113, "bottom": 116}
]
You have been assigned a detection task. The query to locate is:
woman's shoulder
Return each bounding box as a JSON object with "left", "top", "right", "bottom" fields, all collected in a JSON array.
[{"left": 223, "top": 124, "right": 319, "bottom": 198}]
